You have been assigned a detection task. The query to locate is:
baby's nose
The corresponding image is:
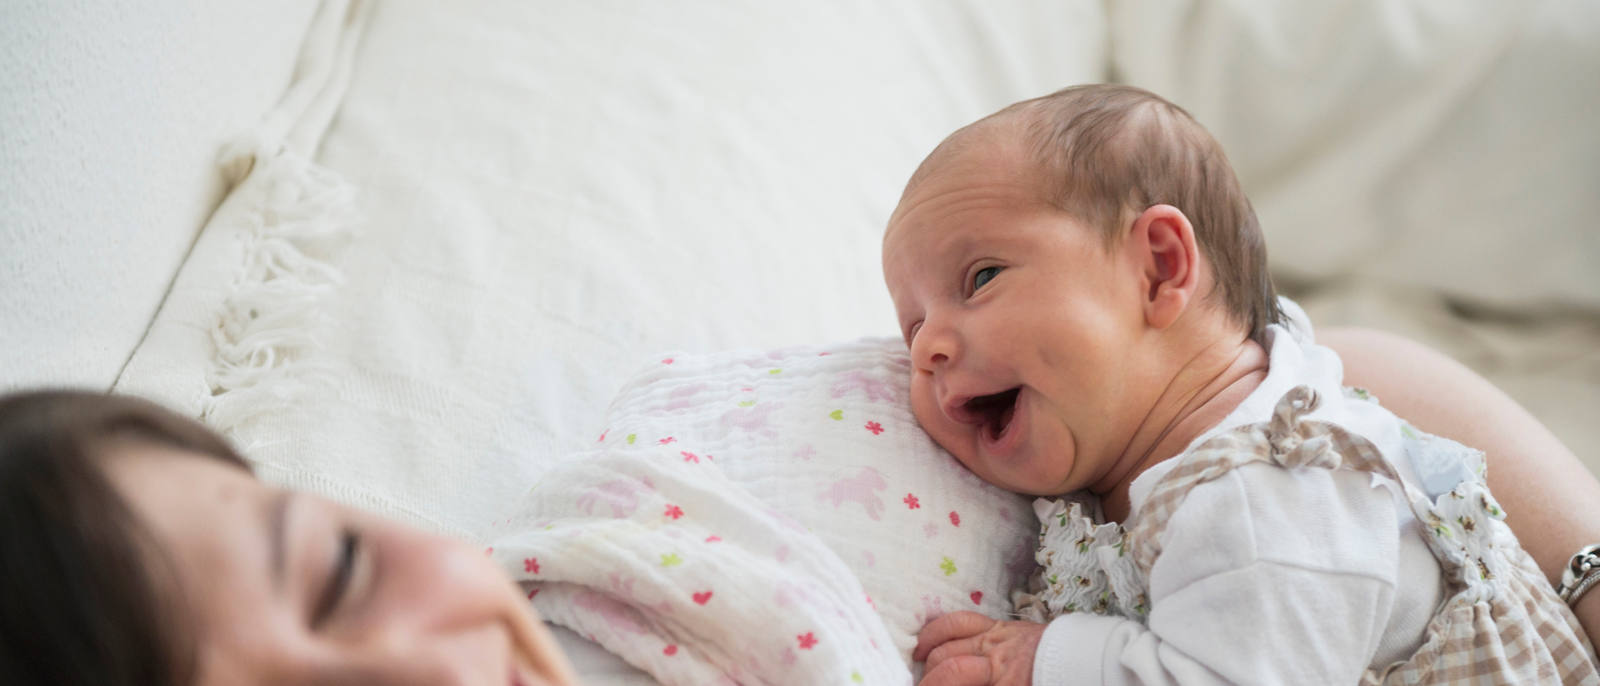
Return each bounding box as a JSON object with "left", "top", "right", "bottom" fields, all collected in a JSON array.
[{"left": 910, "top": 321, "right": 959, "bottom": 372}]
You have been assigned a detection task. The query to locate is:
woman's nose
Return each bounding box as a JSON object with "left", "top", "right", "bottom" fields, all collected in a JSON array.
[
  {"left": 910, "top": 313, "right": 959, "bottom": 372},
  {"left": 369, "top": 525, "right": 512, "bottom": 640}
]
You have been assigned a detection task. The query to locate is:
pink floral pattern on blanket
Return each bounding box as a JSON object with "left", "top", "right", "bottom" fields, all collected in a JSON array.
[{"left": 489, "top": 338, "right": 1037, "bottom": 684}]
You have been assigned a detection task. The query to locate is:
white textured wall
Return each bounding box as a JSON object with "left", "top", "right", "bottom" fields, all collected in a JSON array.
[{"left": 0, "top": 0, "right": 319, "bottom": 390}]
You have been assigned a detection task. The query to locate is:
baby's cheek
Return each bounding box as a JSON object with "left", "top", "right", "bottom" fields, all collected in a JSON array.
[{"left": 906, "top": 376, "right": 941, "bottom": 431}]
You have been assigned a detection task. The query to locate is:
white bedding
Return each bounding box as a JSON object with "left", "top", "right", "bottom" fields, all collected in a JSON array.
[
  {"left": 115, "top": 0, "right": 1108, "bottom": 538},
  {"left": 56, "top": 1, "right": 1599, "bottom": 683}
]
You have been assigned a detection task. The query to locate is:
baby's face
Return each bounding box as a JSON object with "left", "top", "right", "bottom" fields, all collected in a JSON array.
[{"left": 883, "top": 134, "right": 1145, "bottom": 496}]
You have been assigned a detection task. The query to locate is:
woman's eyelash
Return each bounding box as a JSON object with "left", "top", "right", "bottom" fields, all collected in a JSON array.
[{"left": 313, "top": 529, "right": 360, "bottom": 627}]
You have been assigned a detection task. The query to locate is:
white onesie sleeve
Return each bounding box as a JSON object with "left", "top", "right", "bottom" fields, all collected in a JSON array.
[{"left": 1032, "top": 462, "right": 1415, "bottom": 685}]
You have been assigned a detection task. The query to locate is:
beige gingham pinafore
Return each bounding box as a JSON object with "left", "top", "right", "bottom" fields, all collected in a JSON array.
[{"left": 1117, "top": 385, "right": 1599, "bottom": 684}]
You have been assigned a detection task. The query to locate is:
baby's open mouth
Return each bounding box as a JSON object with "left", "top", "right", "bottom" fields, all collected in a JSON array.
[{"left": 966, "top": 387, "right": 1020, "bottom": 441}]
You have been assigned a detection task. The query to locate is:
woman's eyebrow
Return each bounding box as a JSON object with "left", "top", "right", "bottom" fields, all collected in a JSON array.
[{"left": 269, "top": 490, "right": 293, "bottom": 591}]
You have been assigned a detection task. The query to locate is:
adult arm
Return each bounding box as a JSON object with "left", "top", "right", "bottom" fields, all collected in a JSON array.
[{"left": 1322, "top": 326, "right": 1600, "bottom": 644}]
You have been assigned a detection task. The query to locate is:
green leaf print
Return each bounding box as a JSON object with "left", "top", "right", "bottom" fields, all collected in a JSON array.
[{"left": 939, "top": 556, "right": 957, "bottom": 576}]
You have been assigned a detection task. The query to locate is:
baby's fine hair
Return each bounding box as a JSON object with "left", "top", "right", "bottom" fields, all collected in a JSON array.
[{"left": 916, "top": 84, "right": 1283, "bottom": 344}]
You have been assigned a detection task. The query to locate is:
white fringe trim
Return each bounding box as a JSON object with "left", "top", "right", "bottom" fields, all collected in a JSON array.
[{"left": 202, "top": 146, "right": 357, "bottom": 436}]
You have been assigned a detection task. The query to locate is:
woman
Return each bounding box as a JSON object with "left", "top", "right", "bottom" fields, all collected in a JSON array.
[
  {"left": 0, "top": 330, "right": 1595, "bottom": 685},
  {"left": 0, "top": 391, "right": 580, "bottom": 686}
]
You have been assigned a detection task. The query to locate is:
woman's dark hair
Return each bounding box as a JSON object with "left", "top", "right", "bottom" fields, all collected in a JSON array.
[{"left": 0, "top": 390, "right": 250, "bottom": 686}]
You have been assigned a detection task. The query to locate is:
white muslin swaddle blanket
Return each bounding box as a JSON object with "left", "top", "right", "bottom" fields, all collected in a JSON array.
[{"left": 489, "top": 443, "right": 912, "bottom": 685}]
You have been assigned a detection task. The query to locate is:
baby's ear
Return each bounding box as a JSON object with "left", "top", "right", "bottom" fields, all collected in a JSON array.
[{"left": 1130, "top": 204, "right": 1199, "bottom": 330}]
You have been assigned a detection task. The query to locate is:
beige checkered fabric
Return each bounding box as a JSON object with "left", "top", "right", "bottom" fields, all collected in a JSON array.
[{"left": 1124, "top": 386, "right": 1600, "bottom": 685}]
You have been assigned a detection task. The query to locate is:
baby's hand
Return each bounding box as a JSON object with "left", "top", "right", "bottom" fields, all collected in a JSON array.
[{"left": 913, "top": 611, "right": 1044, "bottom": 686}]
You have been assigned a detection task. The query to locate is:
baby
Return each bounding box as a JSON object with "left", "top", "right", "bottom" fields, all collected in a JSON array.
[{"left": 882, "top": 84, "right": 1598, "bottom": 685}]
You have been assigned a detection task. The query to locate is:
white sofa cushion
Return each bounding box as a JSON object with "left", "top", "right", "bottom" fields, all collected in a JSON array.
[
  {"left": 0, "top": 0, "right": 320, "bottom": 390},
  {"left": 1109, "top": 0, "right": 1600, "bottom": 311}
]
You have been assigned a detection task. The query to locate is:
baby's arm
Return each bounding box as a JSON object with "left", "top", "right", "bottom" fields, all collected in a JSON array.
[
  {"left": 922, "top": 466, "right": 1395, "bottom": 686},
  {"left": 1322, "top": 326, "right": 1600, "bottom": 642}
]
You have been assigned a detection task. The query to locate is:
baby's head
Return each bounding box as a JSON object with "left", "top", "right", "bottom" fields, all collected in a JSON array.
[{"left": 882, "top": 84, "right": 1280, "bottom": 496}]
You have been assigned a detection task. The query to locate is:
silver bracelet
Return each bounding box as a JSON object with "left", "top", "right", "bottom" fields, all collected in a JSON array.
[{"left": 1558, "top": 543, "right": 1600, "bottom": 607}]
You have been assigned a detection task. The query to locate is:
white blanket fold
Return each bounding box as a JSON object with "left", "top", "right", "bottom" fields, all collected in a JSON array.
[{"left": 489, "top": 447, "right": 912, "bottom": 686}]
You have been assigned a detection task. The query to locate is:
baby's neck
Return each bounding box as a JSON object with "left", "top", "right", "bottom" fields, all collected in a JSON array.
[{"left": 1097, "top": 336, "right": 1270, "bottom": 523}]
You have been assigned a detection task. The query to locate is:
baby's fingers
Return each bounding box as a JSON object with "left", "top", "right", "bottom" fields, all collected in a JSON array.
[
  {"left": 918, "top": 654, "right": 992, "bottom": 686},
  {"left": 924, "top": 636, "right": 982, "bottom": 676},
  {"left": 914, "top": 612, "right": 996, "bottom": 662}
]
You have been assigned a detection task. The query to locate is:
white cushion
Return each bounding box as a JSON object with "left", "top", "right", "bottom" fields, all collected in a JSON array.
[
  {"left": 1109, "top": 0, "right": 1600, "bottom": 310},
  {"left": 0, "top": 0, "right": 320, "bottom": 390}
]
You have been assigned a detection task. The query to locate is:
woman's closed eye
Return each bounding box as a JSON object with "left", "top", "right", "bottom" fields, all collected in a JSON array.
[
  {"left": 969, "top": 266, "right": 1002, "bottom": 295},
  {"left": 312, "top": 528, "right": 361, "bottom": 627}
]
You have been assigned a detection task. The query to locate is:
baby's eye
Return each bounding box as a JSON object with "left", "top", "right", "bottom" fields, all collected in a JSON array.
[{"left": 970, "top": 266, "right": 1002, "bottom": 293}]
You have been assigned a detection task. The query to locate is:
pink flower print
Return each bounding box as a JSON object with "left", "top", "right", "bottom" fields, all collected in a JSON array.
[
  {"left": 528, "top": 588, "right": 540, "bottom": 600},
  {"left": 797, "top": 632, "right": 819, "bottom": 650},
  {"left": 865, "top": 420, "right": 884, "bottom": 435},
  {"left": 524, "top": 557, "right": 541, "bottom": 574},
  {"left": 658, "top": 436, "right": 676, "bottom": 445},
  {"left": 662, "top": 358, "right": 675, "bottom": 365},
  {"left": 663, "top": 644, "right": 678, "bottom": 656},
  {"left": 483, "top": 547, "right": 494, "bottom": 556},
  {"left": 818, "top": 352, "right": 831, "bottom": 356},
  {"left": 904, "top": 493, "right": 921, "bottom": 509},
  {"left": 949, "top": 511, "right": 961, "bottom": 527},
  {"left": 597, "top": 430, "right": 608, "bottom": 442},
  {"left": 681, "top": 451, "right": 699, "bottom": 463},
  {"left": 705, "top": 535, "right": 722, "bottom": 543},
  {"left": 693, "top": 590, "right": 713, "bottom": 605},
  {"left": 664, "top": 504, "right": 684, "bottom": 520},
  {"left": 970, "top": 591, "right": 983, "bottom": 605},
  {"left": 865, "top": 594, "right": 876, "bottom": 609}
]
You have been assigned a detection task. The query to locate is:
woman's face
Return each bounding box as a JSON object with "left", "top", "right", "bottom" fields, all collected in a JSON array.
[{"left": 104, "top": 443, "right": 579, "bottom": 686}]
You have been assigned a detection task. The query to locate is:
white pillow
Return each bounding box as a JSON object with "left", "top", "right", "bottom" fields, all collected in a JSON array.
[
  {"left": 1109, "top": 0, "right": 1600, "bottom": 310},
  {"left": 594, "top": 337, "right": 1038, "bottom": 656}
]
